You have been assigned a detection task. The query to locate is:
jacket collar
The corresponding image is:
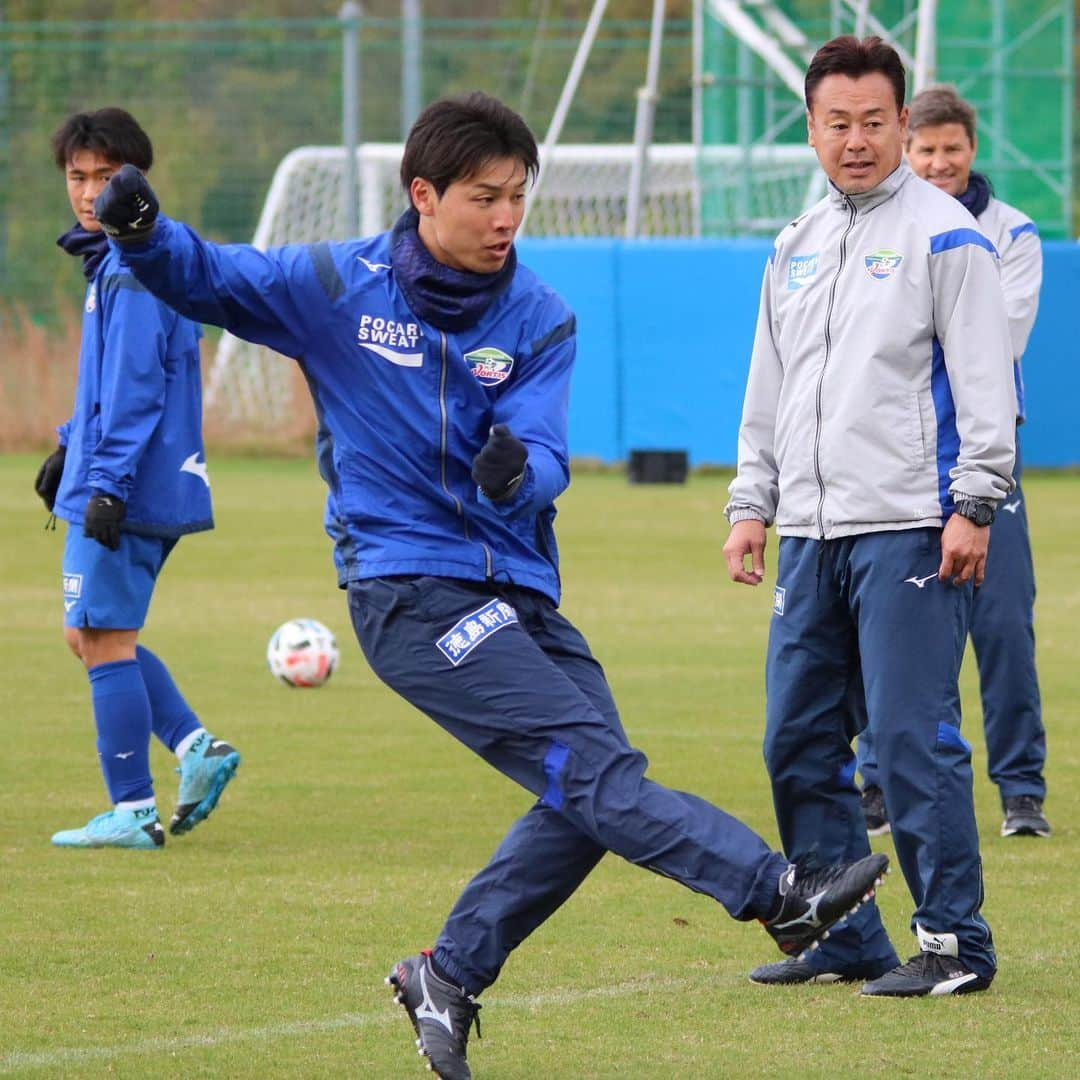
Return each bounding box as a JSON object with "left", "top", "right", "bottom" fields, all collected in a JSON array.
[
  {"left": 827, "top": 158, "right": 912, "bottom": 214},
  {"left": 56, "top": 223, "right": 110, "bottom": 281},
  {"left": 389, "top": 207, "right": 517, "bottom": 333}
]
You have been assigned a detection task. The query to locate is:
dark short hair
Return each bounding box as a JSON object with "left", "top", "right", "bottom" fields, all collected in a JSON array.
[
  {"left": 804, "top": 35, "right": 906, "bottom": 113},
  {"left": 52, "top": 107, "right": 153, "bottom": 172},
  {"left": 400, "top": 91, "right": 538, "bottom": 200},
  {"left": 907, "top": 84, "right": 977, "bottom": 144}
]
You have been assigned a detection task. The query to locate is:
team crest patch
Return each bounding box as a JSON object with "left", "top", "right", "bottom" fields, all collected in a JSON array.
[
  {"left": 436, "top": 598, "right": 518, "bottom": 666},
  {"left": 864, "top": 249, "right": 903, "bottom": 280},
  {"left": 85, "top": 284, "right": 97, "bottom": 313},
  {"left": 465, "top": 347, "right": 515, "bottom": 387},
  {"left": 787, "top": 253, "right": 819, "bottom": 290},
  {"left": 773, "top": 585, "right": 786, "bottom": 616}
]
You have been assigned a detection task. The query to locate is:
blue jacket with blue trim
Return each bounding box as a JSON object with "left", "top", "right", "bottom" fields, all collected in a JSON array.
[
  {"left": 112, "top": 215, "right": 576, "bottom": 603},
  {"left": 725, "top": 160, "right": 1016, "bottom": 538},
  {"left": 53, "top": 243, "right": 213, "bottom": 538}
]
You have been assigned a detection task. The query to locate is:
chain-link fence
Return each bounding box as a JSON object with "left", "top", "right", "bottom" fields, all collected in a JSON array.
[{"left": 0, "top": 12, "right": 696, "bottom": 321}]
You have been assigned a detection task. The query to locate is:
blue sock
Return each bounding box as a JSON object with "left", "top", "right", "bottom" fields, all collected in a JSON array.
[
  {"left": 88, "top": 659, "right": 153, "bottom": 804},
  {"left": 136, "top": 645, "right": 200, "bottom": 753}
]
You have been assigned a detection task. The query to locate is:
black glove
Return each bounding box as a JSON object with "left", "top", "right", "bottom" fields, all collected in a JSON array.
[
  {"left": 34, "top": 445, "right": 67, "bottom": 511},
  {"left": 472, "top": 423, "right": 528, "bottom": 501},
  {"left": 93, "top": 163, "right": 159, "bottom": 243},
  {"left": 84, "top": 492, "right": 126, "bottom": 551}
]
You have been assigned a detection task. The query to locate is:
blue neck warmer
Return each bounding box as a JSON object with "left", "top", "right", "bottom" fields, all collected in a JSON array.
[
  {"left": 390, "top": 208, "right": 517, "bottom": 333},
  {"left": 57, "top": 223, "right": 110, "bottom": 281},
  {"left": 957, "top": 171, "right": 992, "bottom": 219}
]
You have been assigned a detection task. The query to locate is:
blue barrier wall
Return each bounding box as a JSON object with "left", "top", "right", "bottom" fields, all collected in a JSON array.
[{"left": 518, "top": 238, "right": 1080, "bottom": 468}]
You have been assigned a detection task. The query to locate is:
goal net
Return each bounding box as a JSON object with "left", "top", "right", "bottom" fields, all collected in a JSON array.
[{"left": 205, "top": 142, "right": 818, "bottom": 431}]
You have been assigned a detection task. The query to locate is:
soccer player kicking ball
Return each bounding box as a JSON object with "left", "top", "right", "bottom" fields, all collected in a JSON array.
[
  {"left": 95, "top": 92, "right": 887, "bottom": 1078},
  {"left": 39, "top": 108, "right": 240, "bottom": 851}
]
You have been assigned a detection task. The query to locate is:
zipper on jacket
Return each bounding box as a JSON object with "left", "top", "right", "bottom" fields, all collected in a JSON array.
[
  {"left": 814, "top": 195, "right": 858, "bottom": 539},
  {"left": 438, "top": 331, "right": 494, "bottom": 578}
]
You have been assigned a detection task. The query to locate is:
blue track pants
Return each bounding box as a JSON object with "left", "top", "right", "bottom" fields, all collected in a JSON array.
[
  {"left": 766, "top": 531, "right": 995, "bottom": 980},
  {"left": 348, "top": 576, "right": 789, "bottom": 995},
  {"left": 860, "top": 444, "right": 1046, "bottom": 801}
]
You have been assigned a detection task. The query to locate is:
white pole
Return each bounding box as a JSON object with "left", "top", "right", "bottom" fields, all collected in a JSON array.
[
  {"left": 340, "top": 1, "right": 362, "bottom": 237},
  {"left": 913, "top": 0, "right": 937, "bottom": 93},
  {"left": 520, "top": 0, "right": 610, "bottom": 236},
  {"left": 401, "top": 0, "right": 422, "bottom": 138},
  {"left": 625, "top": 0, "right": 666, "bottom": 239}
]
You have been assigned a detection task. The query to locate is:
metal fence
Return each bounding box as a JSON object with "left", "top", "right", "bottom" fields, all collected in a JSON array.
[
  {"left": 0, "top": 13, "right": 695, "bottom": 318},
  {"left": 1, "top": 8, "right": 1074, "bottom": 324}
]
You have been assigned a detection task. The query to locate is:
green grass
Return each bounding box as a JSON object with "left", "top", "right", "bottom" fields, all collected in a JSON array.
[{"left": 1, "top": 455, "right": 1077, "bottom": 1078}]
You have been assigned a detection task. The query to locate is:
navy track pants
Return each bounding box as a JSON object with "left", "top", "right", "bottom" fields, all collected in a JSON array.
[
  {"left": 860, "top": 446, "right": 1046, "bottom": 801},
  {"left": 348, "top": 576, "right": 788, "bottom": 995},
  {"left": 766, "top": 531, "right": 995, "bottom": 980}
]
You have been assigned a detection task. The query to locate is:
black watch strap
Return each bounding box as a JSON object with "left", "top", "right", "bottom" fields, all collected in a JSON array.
[{"left": 953, "top": 497, "right": 995, "bottom": 527}]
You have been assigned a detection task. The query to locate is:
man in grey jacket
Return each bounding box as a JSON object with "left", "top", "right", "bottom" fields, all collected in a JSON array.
[
  {"left": 857, "top": 84, "right": 1050, "bottom": 841},
  {"left": 723, "top": 37, "right": 1016, "bottom": 997}
]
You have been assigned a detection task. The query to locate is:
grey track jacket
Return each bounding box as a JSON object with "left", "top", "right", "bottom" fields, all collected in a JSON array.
[
  {"left": 976, "top": 195, "right": 1041, "bottom": 420},
  {"left": 725, "top": 160, "right": 1016, "bottom": 539}
]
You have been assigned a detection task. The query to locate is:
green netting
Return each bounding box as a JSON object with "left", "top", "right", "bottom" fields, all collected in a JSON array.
[
  {"left": 0, "top": 14, "right": 693, "bottom": 320},
  {"left": 701, "top": 0, "right": 1073, "bottom": 238}
]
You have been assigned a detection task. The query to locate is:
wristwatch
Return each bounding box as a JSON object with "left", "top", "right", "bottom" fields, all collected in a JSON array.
[{"left": 953, "top": 497, "right": 996, "bottom": 527}]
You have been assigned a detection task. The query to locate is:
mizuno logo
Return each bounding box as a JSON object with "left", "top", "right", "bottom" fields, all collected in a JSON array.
[
  {"left": 180, "top": 452, "right": 211, "bottom": 488},
  {"left": 359, "top": 342, "right": 423, "bottom": 368},
  {"left": 904, "top": 573, "right": 937, "bottom": 589},
  {"left": 415, "top": 965, "right": 453, "bottom": 1033},
  {"left": 357, "top": 256, "right": 391, "bottom": 272},
  {"left": 64, "top": 600, "right": 77, "bottom": 612},
  {"left": 114, "top": 751, "right": 135, "bottom": 759},
  {"left": 1002, "top": 500, "right": 1022, "bottom": 514}
]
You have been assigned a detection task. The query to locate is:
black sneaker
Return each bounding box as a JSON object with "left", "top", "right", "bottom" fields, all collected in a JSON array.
[
  {"left": 1000, "top": 795, "right": 1051, "bottom": 838},
  {"left": 386, "top": 952, "right": 481, "bottom": 1080},
  {"left": 861, "top": 785, "right": 891, "bottom": 836},
  {"left": 861, "top": 952, "right": 993, "bottom": 997},
  {"left": 762, "top": 852, "right": 889, "bottom": 956},
  {"left": 749, "top": 957, "right": 856, "bottom": 985}
]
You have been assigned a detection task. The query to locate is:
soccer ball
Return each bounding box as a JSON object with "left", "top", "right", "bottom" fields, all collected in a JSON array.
[{"left": 266, "top": 618, "right": 339, "bottom": 688}]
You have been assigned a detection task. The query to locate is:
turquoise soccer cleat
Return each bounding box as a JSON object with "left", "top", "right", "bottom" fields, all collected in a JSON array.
[
  {"left": 169, "top": 731, "right": 241, "bottom": 836},
  {"left": 51, "top": 806, "right": 165, "bottom": 849}
]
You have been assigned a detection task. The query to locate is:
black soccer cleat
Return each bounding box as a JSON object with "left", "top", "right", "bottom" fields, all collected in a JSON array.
[
  {"left": 861, "top": 951, "right": 993, "bottom": 997},
  {"left": 749, "top": 957, "right": 854, "bottom": 985},
  {"left": 1000, "top": 795, "right": 1051, "bottom": 838},
  {"left": 386, "top": 952, "right": 481, "bottom": 1080},
  {"left": 762, "top": 852, "right": 889, "bottom": 957},
  {"left": 861, "top": 784, "right": 891, "bottom": 836}
]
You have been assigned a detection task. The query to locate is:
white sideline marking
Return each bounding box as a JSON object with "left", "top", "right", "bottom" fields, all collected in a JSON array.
[{"left": 0, "top": 974, "right": 717, "bottom": 1073}]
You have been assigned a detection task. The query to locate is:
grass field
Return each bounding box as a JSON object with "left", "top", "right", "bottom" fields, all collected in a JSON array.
[{"left": 1, "top": 454, "right": 1077, "bottom": 1078}]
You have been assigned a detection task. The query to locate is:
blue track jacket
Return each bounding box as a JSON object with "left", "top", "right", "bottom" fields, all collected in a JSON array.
[
  {"left": 52, "top": 244, "right": 213, "bottom": 538},
  {"left": 114, "top": 217, "right": 576, "bottom": 603}
]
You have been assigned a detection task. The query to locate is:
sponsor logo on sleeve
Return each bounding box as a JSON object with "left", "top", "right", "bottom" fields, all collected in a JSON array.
[
  {"left": 436, "top": 599, "right": 519, "bottom": 666},
  {"left": 85, "top": 284, "right": 97, "bottom": 313},
  {"left": 864, "top": 249, "right": 904, "bottom": 280},
  {"left": 787, "top": 253, "right": 819, "bottom": 290},
  {"left": 464, "top": 346, "right": 515, "bottom": 386}
]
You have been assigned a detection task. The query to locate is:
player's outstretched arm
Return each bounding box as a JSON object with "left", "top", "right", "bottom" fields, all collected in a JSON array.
[{"left": 94, "top": 168, "right": 313, "bottom": 362}]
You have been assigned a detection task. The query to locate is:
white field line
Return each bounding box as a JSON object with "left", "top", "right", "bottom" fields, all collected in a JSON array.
[{"left": 0, "top": 973, "right": 724, "bottom": 1073}]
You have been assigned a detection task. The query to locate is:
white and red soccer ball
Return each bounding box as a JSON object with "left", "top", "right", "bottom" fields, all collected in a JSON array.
[{"left": 266, "top": 618, "right": 339, "bottom": 688}]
